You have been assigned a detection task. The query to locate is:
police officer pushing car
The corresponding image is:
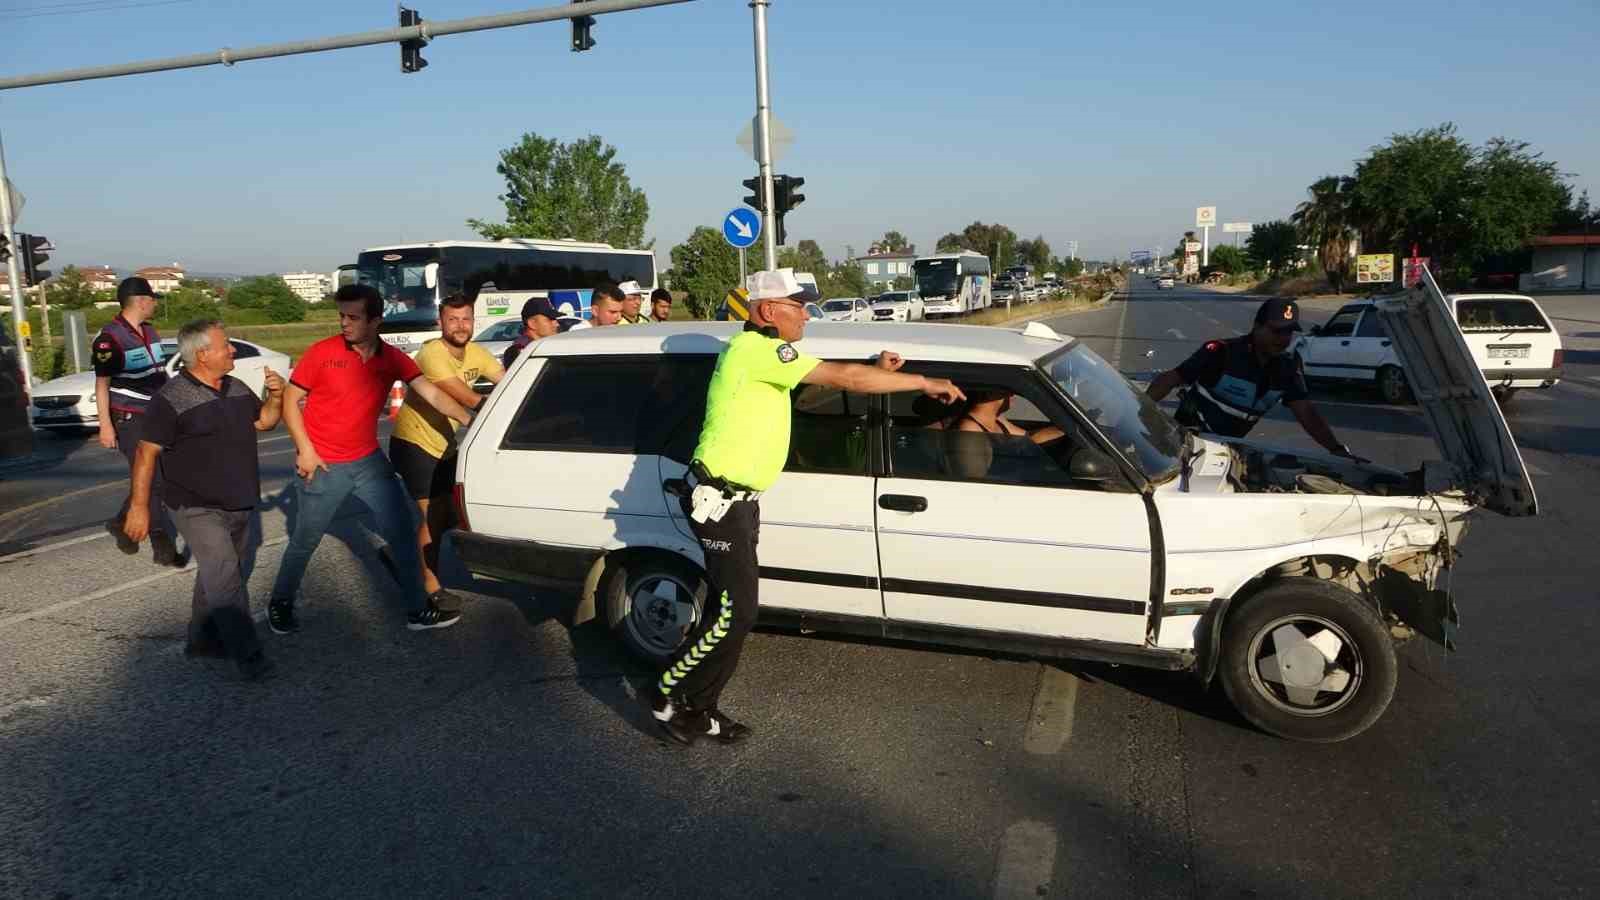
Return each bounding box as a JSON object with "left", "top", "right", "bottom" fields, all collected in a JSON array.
[
  {"left": 1145, "top": 298, "right": 1360, "bottom": 458},
  {"left": 647, "top": 268, "right": 964, "bottom": 747}
]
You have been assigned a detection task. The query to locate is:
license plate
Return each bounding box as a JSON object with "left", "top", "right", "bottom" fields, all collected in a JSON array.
[
  {"left": 1488, "top": 347, "right": 1529, "bottom": 359},
  {"left": 36, "top": 409, "right": 71, "bottom": 418}
]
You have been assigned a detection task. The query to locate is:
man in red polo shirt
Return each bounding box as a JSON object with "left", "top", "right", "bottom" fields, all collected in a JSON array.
[{"left": 268, "top": 284, "right": 473, "bottom": 634}]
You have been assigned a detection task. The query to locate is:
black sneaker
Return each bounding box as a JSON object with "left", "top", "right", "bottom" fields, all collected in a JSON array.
[
  {"left": 406, "top": 600, "right": 461, "bottom": 631},
  {"left": 151, "top": 530, "right": 182, "bottom": 568},
  {"left": 703, "top": 710, "right": 752, "bottom": 745},
  {"left": 425, "top": 588, "right": 463, "bottom": 613},
  {"left": 266, "top": 597, "right": 300, "bottom": 635},
  {"left": 643, "top": 690, "right": 703, "bottom": 747},
  {"left": 105, "top": 518, "right": 138, "bottom": 555},
  {"left": 237, "top": 652, "right": 277, "bottom": 682}
]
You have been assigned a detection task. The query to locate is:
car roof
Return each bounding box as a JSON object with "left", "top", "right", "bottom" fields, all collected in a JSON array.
[
  {"left": 1447, "top": 293, "right": 1541, "bottom": 303},
  {"left": 529, "top": 321, "right": 1072, "bottom": 366}
]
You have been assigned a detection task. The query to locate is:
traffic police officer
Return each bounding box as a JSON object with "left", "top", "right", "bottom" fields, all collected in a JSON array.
[
  {"left": 617, "top": 281, "right": 649, "bottom": 325},
  {"left": 1146, "top": 298, "right": 1359, "bottom": 457},
  {"left": 94, "top": 276, "right": 181, "bottom": 566},
  {"left": 648, "top": 268, "right": 964, "bottom": 746}
]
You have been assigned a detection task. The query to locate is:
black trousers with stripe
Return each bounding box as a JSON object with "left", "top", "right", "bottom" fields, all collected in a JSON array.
[{"left": 659, "top": 497, "right": 761, "bottom": 711}]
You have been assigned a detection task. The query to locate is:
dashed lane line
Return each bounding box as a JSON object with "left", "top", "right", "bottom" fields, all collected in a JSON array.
[
  {"left": 1022, "top": 666, "right": 1079, "bottom": 755},
  {"left": 0, "top": 535, "right": 289, "bottom": 631},
  {"left": 992, "top": 820, "right": 1059, "bottom": 899}
]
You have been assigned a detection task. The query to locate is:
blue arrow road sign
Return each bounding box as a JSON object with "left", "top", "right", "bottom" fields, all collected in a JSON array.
[{"left": 722, "top": 207, "right": 761, "bottom": 249}]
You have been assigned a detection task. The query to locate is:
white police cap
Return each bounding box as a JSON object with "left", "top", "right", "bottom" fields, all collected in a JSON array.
[{"left": 745, "top": 268, "right": 804, "bottom": 302}]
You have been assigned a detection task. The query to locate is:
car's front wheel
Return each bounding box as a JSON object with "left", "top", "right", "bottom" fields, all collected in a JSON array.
[
  {"left": 1218, "top": 577, "right": 1397, "bottom": 743},
  {"left": 1375, "top": 365, "right": 1409, "bottom": 404},
  {"left": 599, "top": 552, "right": 705, "bottom": 666}
]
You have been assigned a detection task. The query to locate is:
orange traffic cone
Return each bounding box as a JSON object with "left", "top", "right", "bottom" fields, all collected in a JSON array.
[{"left": 388, "top": 382, "right": 405, "bottom": 419}]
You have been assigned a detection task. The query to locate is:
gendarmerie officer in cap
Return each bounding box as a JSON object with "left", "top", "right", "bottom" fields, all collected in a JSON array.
[
  {"left": 94, "top": 276, "right": 181, "bottom": 566},
  {"left": 647, "top": 268, "right": 964, "bottom": 746},
  {"left": 1146, "top": 297, "right": 1360, "bottom": 457}
]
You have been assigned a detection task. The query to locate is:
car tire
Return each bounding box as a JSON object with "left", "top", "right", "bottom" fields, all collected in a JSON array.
[
  {"left": 1375, "top": 365, "right": 1409, "bottom": 404},
  {"left": 599, "top": 551, "right": 706, "bottom": 667},
  {"left": 1217, "top": 577, "right": 1397, "bottom": 743}
]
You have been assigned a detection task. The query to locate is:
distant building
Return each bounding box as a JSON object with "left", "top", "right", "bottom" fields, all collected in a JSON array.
[
  {"left": 851, "top": 245, "right": 918, "bottom": 291},
  {"left": 135, "top": 264, "right": 186, "bottom": 293},
  {"left": 281, "top": 271, "right": 332, "bottom": 304},
  {"left": 1524, "top": 234, "right": 1600, "bottom": 291},
  {"left": 79, "top": 266, "right": 120, "bottom": 292}
]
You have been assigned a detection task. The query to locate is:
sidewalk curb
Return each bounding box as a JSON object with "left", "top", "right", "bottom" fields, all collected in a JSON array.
[{"left": 989, "top": 287, "right": 1122, "bottom": 329}]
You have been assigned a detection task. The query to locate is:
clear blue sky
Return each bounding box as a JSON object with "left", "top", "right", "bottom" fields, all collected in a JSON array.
[{"left": 2, "top": 0, "right": 1595, "bottom": 275}]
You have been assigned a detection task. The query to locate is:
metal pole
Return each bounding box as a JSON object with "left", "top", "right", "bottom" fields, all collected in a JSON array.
[
  {"left": 0, "top": 0, "right": 697, "bottom": 91},
  {"left": 750, "top": 0, "right": 777, "bottom": 271},
  {"left": 0, "top": 132, "right": 31, "bottom": 388},
  {"left": 1202, "top": 225, "right": 1211, "bottom": 268},
  {"left": 739, "top": 247, "right": 747, "bottom": 286}
]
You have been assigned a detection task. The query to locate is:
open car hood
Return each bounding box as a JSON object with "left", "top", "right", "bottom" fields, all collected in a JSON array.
[{"left": 1372, "top": 268, "right": 1538, "bottom": 516}]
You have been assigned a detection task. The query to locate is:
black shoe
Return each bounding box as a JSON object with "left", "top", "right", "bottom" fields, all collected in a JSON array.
[
  {"left": 105, "top": 518, "right": 138, "bottom": 555},
  {"left": 425, "top": 588, "right": 463, "bottom": 613},
  {"left": 704, "top": 709, "right": 752, "bottom": 745},
  {"left": 266, "top": 597, "right": 299, "bottom": 635},
  {"left": 642, "top": 689, "right": 697, "bottom": 746},
  {"left": 406, "top": 600, "right": 461, "bottom": 631},
  {"left": 184, "top": 637, "right": 229, "bottom": 660},
  {"left": 237, "top": 652, "right": 277, "bottom": 681},
  {"left": 151, "top": 531, "right": 182, "bottom": 568}
]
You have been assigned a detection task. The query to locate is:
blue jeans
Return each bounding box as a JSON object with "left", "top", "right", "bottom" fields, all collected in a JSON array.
[{"left": 270, "top": 449, "right": 424, "bottom": 615}]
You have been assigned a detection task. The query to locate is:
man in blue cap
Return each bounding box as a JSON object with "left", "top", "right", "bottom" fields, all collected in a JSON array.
[{"left": 502, "top": 296, "right": 562, "bottom": 369}]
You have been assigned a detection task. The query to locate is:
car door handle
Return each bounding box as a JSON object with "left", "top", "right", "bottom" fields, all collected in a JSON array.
[
  {"left": 1381, "top": 340, "right": 1391, "bottom": 347},
  {"left": 1340, "top": 340, "right": 1351, "bottom": 346},
  {"left": 878, "top": 494, "right": 928, "bottom": 513}
]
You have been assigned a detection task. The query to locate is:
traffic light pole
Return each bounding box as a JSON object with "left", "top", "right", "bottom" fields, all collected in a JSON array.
[
  {"left": 750, "top": 0, "right": 777, "bottom": 271},
  {"left": 0, "top": 130, "right": 31, "bottom": 388}
]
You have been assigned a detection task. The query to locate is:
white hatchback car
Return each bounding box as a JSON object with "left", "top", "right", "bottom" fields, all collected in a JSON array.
[
  {"left": 820, "top": 297, "right": 872, "bottom": 322},
  {"left": 870, "top": 290, "right": 926, "bottom": 323},
  {"left": 451, "top": 273, "right": 1536, "bottom": 742},
  {"left": 30, "top": 337, "right": 291, "bottom": 433},
  {"left": 1299, "top": 292, "right": 1562, "bottom": 404}
]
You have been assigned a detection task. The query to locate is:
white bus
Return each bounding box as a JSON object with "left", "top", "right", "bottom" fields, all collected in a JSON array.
[
  {"left": 915, "top": 251, "right": 992, "bottom": 318},
  {"left": 354, "top": 239, "right": 658, "bottom": 354}
]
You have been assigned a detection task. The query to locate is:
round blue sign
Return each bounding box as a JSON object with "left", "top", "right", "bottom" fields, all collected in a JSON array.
[{"left": 723, "top": 207, "right": 762, "bottom": 249}]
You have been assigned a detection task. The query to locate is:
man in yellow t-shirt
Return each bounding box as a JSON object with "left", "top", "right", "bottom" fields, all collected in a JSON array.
[{"left": 390, "top": 294, "right": 504, "bottom": 613}]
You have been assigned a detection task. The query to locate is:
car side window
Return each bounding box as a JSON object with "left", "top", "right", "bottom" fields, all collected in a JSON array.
[
  {"left": 886, "top": 372, "right": 1119, "bottom": 490},
  {"left": 502, "top": 355, "right": 716, "bottom": 455},
  {"left": 787, "top": 384, "right": 871, "bottom": 476},
  {"left": 1319, "top": 308, "right": 1363, "bottom": 338},
  {"left": 229, "top": 340, "right": 260, "bottom": 359},
  {"left": 1354, "top": 311, "right": 1388, "bottom": 338}
]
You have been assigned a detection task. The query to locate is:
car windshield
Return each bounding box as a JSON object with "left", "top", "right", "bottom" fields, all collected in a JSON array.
[
  {"left": 914, "top": 259, "right": 959, "bottom": 296},
  {"left": 876, "top": 293, "right": 907, "bottom": 304},
  {"left": 1042, "top": 342, "right": 1182, "bottom": 482},
  {"left": 823, "top": 300, "right": 855, "bottom": 312}
]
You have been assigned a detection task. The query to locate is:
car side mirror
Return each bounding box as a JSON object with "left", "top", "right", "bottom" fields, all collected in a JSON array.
[
  {"left": 1068, "top": 447, "right": 1118, "bottom": 482},
  {"left": 1308, "top": 324, "right": 1322, "bottom": 336}
]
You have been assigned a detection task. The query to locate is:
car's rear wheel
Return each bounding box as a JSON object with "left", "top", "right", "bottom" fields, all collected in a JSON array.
[
  {"left": 1376, "top": 365, "right": 1409, "bottom": 404},
  {"left": 599, "top": 552, "right": 705, "bottom": 666},
  {"left": 1218, "top": 577, "right": 1397, "bottom": 743}
]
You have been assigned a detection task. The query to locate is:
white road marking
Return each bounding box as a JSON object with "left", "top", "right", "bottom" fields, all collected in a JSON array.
[
  {"left": 0, "top": 696, "right": 50, "bottom": 718},
  {"left": 1166, "top": 327, "right": 1187, "bottom": 341},
  {"left": 0, "top": 532, "right": 108, "bottom": 565},
  {"left": 1111, "top": 291, "right": 1131, "bottom": 368},
  {"left": 1022, "top": 666, "right": 1078, "bottom": 755},
  {"left": 0, "top": 535, "right": 289, "bottom": 630},
  {"left": 993, "top": 820, "right": 1058, "bottom": 899}
]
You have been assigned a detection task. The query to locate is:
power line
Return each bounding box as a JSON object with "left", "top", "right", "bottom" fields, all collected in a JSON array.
[{"left": 0, "top": 0, "right": 193, "bottom": 21}]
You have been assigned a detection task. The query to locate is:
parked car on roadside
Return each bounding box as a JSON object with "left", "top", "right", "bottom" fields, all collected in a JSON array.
[
  {"left": 449, "top": 272, "right": 1538, "bottom": 743},
  {"left": 29, "top": 338, "right": 291, "bottom": 434},
  {"left": 1157, "top": 277, "right": 1176, "bottom": 290},
  {"left": 1298, "top": 291, "right": 1561, "bottom": 405},
  {"left": 820, "top": 297, "right": 872, "bottom": 322},
  {"left": 871, "top": 290, "right": 925, "bottom": 323}
]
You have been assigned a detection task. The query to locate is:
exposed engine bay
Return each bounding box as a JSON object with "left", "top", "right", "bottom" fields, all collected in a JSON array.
[{"left": 1226, "top": 444, "right": 1427, "bottom": 497}]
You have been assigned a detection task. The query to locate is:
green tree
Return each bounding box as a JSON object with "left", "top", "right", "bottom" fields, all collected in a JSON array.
[
  {"left": 1552, "top": 188, "right": 1599, "bottom": 233},
  {"left": 1292, "top": 175, "right": 1357, "bottom": 292},
  {"left": 877, "top": 230, "right": 910, "bottom": 252},
  {"left": 823, "top": 263, "right": 869, "bottom": 299},
  {"left": 47, "top": 265, "right": 98, "bottom": 310},
  {"left": 1245, "top": 221, "right": 1300, "bottom": 276},
  {"left": 1208, "top": 244, "right": 1250, "bottom": 276},
  {"left": 467, "top": 133, "right": 649, "bottom": 247},
  {"left": 891, "top": 275, "right": 915, "bottom": 291},
  {"left": 1016, "top": 235, "right": 1052, "bottom": 274},
  {"left": 777, "top": 239, "right": 828, "bottom": 275},
  {"left": 934, "top": 222, "right": 1018, "bottom": 269},
  {"left": 668, "top": 226, "right": 739, "bottom": 319},
  {"left": 225, "top": 276, "right": 304, "bottom": 323}
]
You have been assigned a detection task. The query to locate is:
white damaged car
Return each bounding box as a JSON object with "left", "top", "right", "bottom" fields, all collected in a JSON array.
[{"left": 450, "top": 270, "right": 1535, "bottom": 742}]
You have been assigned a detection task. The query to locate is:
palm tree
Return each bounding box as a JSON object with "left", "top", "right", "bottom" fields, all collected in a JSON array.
[{"left": 1292, "top": 176, "right": 1357, "bottom": 293}]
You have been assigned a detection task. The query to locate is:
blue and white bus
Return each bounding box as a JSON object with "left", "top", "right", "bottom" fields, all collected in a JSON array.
[
  {"left": 915, "top": 251, "right": 992, "bottom": 318},
  {"left": 354, "top": 239, "right": 658, "bottom": 354}
]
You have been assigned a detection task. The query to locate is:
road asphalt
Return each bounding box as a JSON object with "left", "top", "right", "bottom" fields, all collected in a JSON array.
[{"left": 2, "top": 281, "right": 1597, "bottom": 898}]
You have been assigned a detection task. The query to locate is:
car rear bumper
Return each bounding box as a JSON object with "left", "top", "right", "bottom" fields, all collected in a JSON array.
[
  {"left": 451, "top": 530, "right": 602, "bottom": 590},
  {"left": 1482, "top": 367, "right": 1560, "bottom": 388}
]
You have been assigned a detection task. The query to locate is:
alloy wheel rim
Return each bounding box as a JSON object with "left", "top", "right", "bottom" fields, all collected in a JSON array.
[
  {"left": 1246, "top": 613, "right": 1364, "bottom": 717},
  {"left": 624, "top": 573, "right": 699, "bottom": 655}
]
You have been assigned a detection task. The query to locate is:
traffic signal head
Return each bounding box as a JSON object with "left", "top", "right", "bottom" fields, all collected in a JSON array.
[
  {"left": 21, "top": 234, "right": 51, "bottom": 285},
  {"left": 400, "top": 6, "right": 429, "bottom": 74},
  {"left": 570, "top": 1, "right": 596, "bottom": 51},
  {"left": 742, "top": 176, "right": 764, "bottom": 212},
  {"left": 0, "top": 233, "right": 8, "bottom": 265},
  {"left": 774, "top": 175, "right": 806, "bottom": 215}
]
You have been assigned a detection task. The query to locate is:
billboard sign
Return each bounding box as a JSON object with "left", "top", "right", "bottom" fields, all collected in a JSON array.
[
  {"left": 1184, "top": 241, "right": 1202, "bottom": 253},
  {"left": 1195, "top": 206, "right": 1216, "bottom": 227},
  {"left": 1222, "top": 222, "right": 1252, "bottom": 234},
  {"left": 1356, "top": 254, "right": 1395, "bottom": 284}
]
